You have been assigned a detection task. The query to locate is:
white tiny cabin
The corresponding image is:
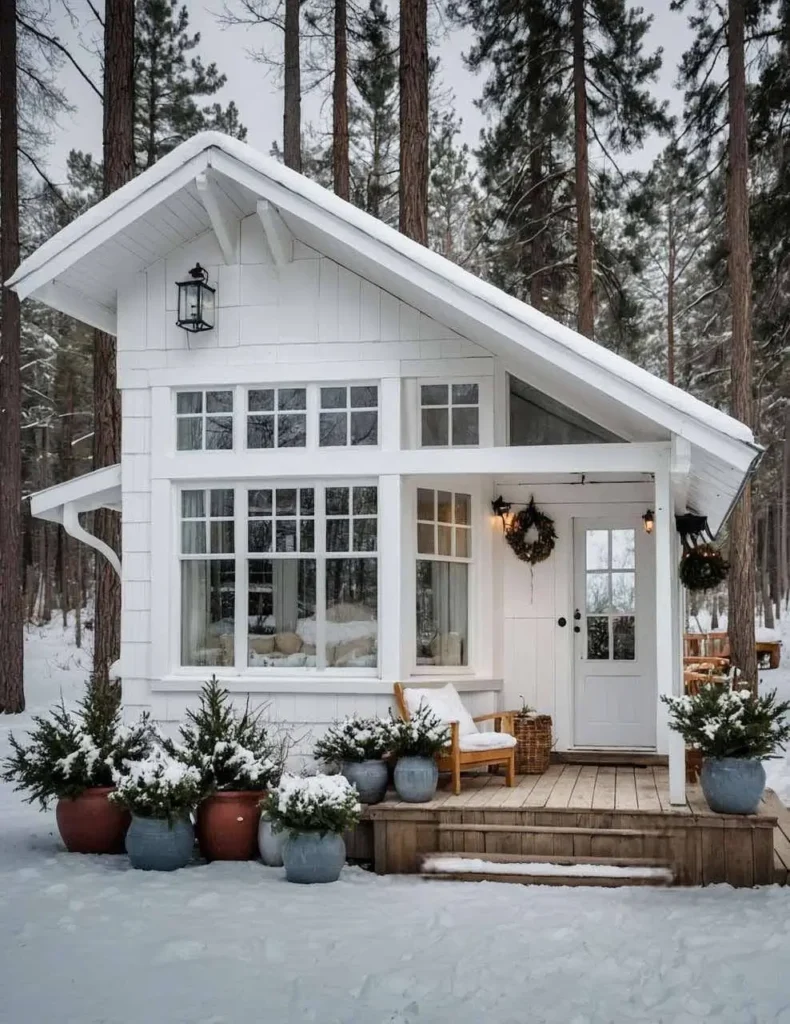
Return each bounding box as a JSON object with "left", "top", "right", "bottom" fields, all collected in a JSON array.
[{"left": 13, "top": 134, "right": 760, "bottom": 805}]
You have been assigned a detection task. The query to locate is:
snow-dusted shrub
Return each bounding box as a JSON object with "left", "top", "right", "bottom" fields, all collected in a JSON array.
[
  {"left": 1, "top": 683, "right": 151, "bottom": 808},
  {"left": 165, "top": 677, "right": 288, "bottom": 793},
  {"left": 313, "top": 715, "right": 392, "bottom": 765},
  {"left": 110, "top": 748, "right": 202, "bottom": 822},
  {"left": 265, "top": 774, "right": 362, "bottom": 835},
  {"left": 662, "top": 683, "right": 790, "bottom": 759},
  {"left": 388, "top": 703, "right": 451, "bottom": 758}
]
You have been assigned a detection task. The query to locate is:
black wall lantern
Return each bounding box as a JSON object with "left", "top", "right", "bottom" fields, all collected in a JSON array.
[
  {"left": 176, "top": 263, "right": 215, "bottom": 333},
  {"left": 491, "top": 495, "right": 512, "bottom": 524},
  {"left": 642, "top": 508, "right": 655, "bottom": 534}
]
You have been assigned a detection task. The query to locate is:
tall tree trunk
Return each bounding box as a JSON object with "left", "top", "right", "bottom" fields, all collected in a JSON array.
[
  {"left": 572, "top": 0, "right": 595, "bottom": 339},
  {"left": 726, "top": 0, "right": 757, "bottom": 685},
  {"left": 333, "top": 0, "right": 350, "bottom": 199},
  {"left": 399, "top": 0, "right": 428, "bottom": 244},
  {"left": 667, "top": 201, "right": 676, "bottom": 385},
  {"left": 0, "top": 0, "right": 24, "bottom": 712},
  {"left": 782, "top": 407, "right": 790, "bottom": 606},
  {"left": 283, "top": 0, "right": 302, "bottom": 172},
  {"left": 93, "top": 0, "right": 135, "bottom": 688},
  {"left": 527, "top": 43, "right": 546, "bottom": 312},
  {"left": 760, "top": 514, "right": 774, "bottom": 629},
  {"left": 771, "top": 501, "right": 782, "bottom": 622}
]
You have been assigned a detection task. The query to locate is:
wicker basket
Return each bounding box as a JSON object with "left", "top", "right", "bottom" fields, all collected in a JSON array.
[{"left": 513, "top": 714, "right": 552, "bottom": 774}]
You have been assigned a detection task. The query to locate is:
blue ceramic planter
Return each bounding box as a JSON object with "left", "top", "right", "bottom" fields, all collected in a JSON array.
[
  {"left": 393, "top": 756, "right": 438, "bottom": 803},
  {"left": 126, "top": 815, "right": 195, "bottom": 871},
  {"left": 700, "top": 757, "right": 766, "bottom": 815},
  {"left": 283, "top": 831, "right": 346, "bottom": 884},
  {"left": 258, "top": 815, "right": 285, "bottom": 866},
  {"left": 342, "top": 760, "right": 388, "bottom": 804}
]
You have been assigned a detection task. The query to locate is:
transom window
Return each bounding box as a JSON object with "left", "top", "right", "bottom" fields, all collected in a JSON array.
[
  {"left": 420, "top": 383, "right": 479, "bottom": 447},
  {"left": 176, "top": 390, "right": 233, "bottom": 451},
  {"left": 584, "top": 528, "right": 635, "bottom": 661},
  {"left": 319, "top": 385, "right": 378, "bottom": 447},
  {"left": 416, "top": 487, "right": 472, "bottom": 667},
  {"left": 247, "top": 388, "right": 307, "bottom": 449}
]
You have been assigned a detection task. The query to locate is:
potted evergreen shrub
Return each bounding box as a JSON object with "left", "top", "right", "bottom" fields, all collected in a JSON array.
[
  {"left": 111, "top": 748, "right": 202, "bottom": 871},
  {"left": 265, "top": 774, "right": 361, "bottom": 884},
  {"left": 662, "top": 683, "right": 790, "bottom": 813},
  {"left": 389, "top": 704, "right": 451, "bottom": 803},
  {"left": 168, "top": 678, "right": 288, "bottom": 861},
  {"left": 314, "top": 715, "right": 392, "bottom": 804},
  {"left": 1, "top": 682, "right": 150, "bottom": 854}
]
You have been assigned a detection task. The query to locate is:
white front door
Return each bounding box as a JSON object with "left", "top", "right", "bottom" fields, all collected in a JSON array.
[{"left": 573, "top": 518, "right": 656, "bottom": 748}]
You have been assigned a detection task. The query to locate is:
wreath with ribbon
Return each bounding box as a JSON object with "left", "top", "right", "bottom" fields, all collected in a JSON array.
[
  {"left": 505, "top": 497, "right": 557, "bottom": 565},
  {"left": 679, "top": 542, "right": 729, "bottom": 592}
]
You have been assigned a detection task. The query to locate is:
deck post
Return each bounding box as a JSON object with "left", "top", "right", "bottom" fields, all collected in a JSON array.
[{"left": 655, "top": 447, "right": 686, "bottom": 804}]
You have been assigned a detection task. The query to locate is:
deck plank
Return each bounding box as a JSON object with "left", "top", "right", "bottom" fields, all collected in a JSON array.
[
  {"left": 592, "top": 766, "right": 617, "bottom": 810},
  {"left": 497, "top": 773, "right": 543, "bottom": 808},
  {"left": 440, "top": 774, "right": 493, "bottom": 809},
  {"left": 615, "top": 767, "right": 638, "bottom": 811},
  {"left": 545, "top": 765, "right": 582, "bottom": 809},
  {"left": 567, "top": 766, "right": 598, "bottom": 809},
  {"left": 522, "top": 764, "right": 565, "bottom": 808},
  {"left": 634, "top": 767, "right": 662, "bottom": 812}
]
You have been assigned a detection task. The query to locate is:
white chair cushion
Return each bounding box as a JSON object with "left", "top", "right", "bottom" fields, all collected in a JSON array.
[
  {"left": 459, "top": 732, "right": 518, "bottom": 752},
  {"left": 402, "top": 684, "right": 478, "bottom": 736}
]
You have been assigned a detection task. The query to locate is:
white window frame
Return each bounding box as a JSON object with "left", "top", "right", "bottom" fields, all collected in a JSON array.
[
  {"left": 174, "top": 388, "right": 234, "bottom": 452},
  {"left": 245, "top": 385, "right": 309, "bottom": 451},
  {"left": 412, "top": 482, "right": 476, "bottom": 675},
  {"left": 418, "top": 379, "right": 482, "bottom": 449},
  {"left": 173, "top": 478, "right": 380, "bottom": 676}
]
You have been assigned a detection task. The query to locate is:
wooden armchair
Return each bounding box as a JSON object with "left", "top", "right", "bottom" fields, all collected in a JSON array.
[{"left": 394, "top": 683, "right": 516, "bottom": 796}]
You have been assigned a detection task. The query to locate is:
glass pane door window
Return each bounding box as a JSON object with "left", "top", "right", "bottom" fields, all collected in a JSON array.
[{"left": 584, "top": 528, "right": 635, "bottom": 661}]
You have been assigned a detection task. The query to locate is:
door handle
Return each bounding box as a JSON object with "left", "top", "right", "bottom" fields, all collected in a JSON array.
[
  {"left": 557, "top": 617, "right": 567, "bottom": 627},
  {"left": 574, "top": 626, "right": 581, "bottom": 633},
  {"left": 573, "top": 609, "right": 581, "bottom": 621}
]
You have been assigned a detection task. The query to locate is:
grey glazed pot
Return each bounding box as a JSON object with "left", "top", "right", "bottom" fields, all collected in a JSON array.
[
  {"left": 125, "top": 815, "right": 194, "bottom": 871},
  {"left": 342, "top": 760, "right": 389, "bottom": 804},
  {"left": 258, "top": 815, "right": 285, "bottom": 867},
  {"left": 393, "top": 756, "right": 439, "bottom": 803},
  {"left": 282, "top": 831, "right": 346, "bottom": 884},
  {"left": 700, "top": 757, "right": 766, "bottom": 814}
]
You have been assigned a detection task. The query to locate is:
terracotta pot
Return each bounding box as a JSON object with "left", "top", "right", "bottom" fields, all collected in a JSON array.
[
  {"left": 196, "top": 791, "right": 264, "bottom": 861},
  {"left": 55, "top": 787, "right": 130, "bottom": 854}
]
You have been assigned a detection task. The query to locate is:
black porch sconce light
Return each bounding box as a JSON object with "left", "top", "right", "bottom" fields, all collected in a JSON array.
[
  {"left": 642, "top": 508, "right": 655, "bottom": 535},
  {"left": 176, "top": 263, "right": 216, "bottom": 333},
  {"left": 492, "top": 495, "right": 512, "bottom": 525}
]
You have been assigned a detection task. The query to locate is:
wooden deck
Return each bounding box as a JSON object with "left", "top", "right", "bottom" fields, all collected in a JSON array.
[{"left": 345, "top": 766, "right": 784, "bottom": 888}]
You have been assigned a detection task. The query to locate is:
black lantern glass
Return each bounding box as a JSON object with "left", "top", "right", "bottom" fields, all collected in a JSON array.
[{"left": 176, "top": 263, "right": 215, "bottom": 332}]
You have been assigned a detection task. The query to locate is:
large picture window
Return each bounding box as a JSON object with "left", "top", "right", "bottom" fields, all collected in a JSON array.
[
  {"left": 179, "top": 482, "right": 378, "bottom": 671},
  {"left": 180, "top": 489, "right": 235, "bottom": 666},
  {"left": 416, "top": 488, "right": 472, "bottom": 667}
]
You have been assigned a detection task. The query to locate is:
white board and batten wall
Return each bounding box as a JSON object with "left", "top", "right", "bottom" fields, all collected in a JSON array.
[{"left": 116, "top": 212, "right": 502, "bottom": 743}]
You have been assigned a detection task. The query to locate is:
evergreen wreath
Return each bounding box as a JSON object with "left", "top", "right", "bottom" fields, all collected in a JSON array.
[
  {"left": 504, "top": 497, "right": 557, "bottom": 565},
  {"left": 679, "top": 543, "right": 729, "bottom": 591}
]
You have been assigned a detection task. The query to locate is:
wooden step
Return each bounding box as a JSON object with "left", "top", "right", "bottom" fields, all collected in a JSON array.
[
  {"left": 420, "top": 851, "right": 674, "bottom": 888},
  {"left": 437, "top": 823, "right": 677, "bottom": 838}
]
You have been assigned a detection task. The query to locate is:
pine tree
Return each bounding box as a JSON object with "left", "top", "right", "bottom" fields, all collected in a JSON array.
[
  {"left": 399, "top": 0, "right": 429, "bottom": 242},
  {"left": 428, "top": 108, "right": 478, "bottom": 264},
  {"left": 135, "top": 0, "right": 247, "bottom": 170},
  {"left": 0, "top": 0, "right": 24, "bottom": 712}
]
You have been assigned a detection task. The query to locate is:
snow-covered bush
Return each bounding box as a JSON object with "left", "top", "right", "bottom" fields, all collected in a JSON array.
[
  {"left": 110, "top": 748, "right": 202, "bottom": 822},
  {"left": 313, "top": 714, "right": 392, "bottom": 765},
  {"left": 165, "top": 677, "right": 288, "bottom": 793},
  {"left": 662, "top": 683, "right": 790, "bottom": 759},
  {"left": 388, "top": 703, "right": 451, "bottom": 758},
  {"left": 1, "top": 683, "right": 151, "bottom": 807},
  {"left": 265, "top": 774, "right": 362, "bottom": 835}
]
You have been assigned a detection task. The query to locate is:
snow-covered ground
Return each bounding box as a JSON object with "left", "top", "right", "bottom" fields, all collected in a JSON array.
[{"left": 3, "top": 620, "right": 790, "bottom": 1023}]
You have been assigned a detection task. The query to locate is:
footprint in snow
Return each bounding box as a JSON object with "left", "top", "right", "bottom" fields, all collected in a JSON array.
[
  {"left": 187, "top": 891, "right": 221, "bottom": 909},
  {"left": 158, "top": 939, "right": 206, "bottom": 963},
  {"left": 44, "top": 882, "right": 69, "bottom": 896},
  {"left": 68, "top": 900, "right": 85, "bottom": 912},
  {"left": 16, "top": 867, "right": 40, "bottom": 881}
]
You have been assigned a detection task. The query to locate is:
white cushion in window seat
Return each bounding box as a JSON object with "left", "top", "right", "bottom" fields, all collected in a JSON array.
[
  {"left": 459, "top": 732, "right": 517, "bottom": 752},
  {"left": 402, "top": 683, "right": 478, "bottom": 736}
]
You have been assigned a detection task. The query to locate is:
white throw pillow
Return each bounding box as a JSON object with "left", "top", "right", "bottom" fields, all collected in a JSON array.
[{"left": 402, "top": 684, "right": 478, "bottom": 736}]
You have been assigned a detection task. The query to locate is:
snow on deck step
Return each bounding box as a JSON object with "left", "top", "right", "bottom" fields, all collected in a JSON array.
[{"left": 420, "top": 852, "right": 674, "bottom": 887}]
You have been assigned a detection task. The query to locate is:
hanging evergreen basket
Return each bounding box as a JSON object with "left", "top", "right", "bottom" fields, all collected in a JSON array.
[
  {"left": 679, "top": 543, "right": 729, "bottom": 592},
  {"left": 504, "top": 498, "right": 557, "bottom": 565}
]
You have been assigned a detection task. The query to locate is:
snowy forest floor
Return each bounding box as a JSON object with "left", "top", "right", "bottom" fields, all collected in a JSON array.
[{"left": 3, "top": 625, "right": 790, "bottom": 1022}]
